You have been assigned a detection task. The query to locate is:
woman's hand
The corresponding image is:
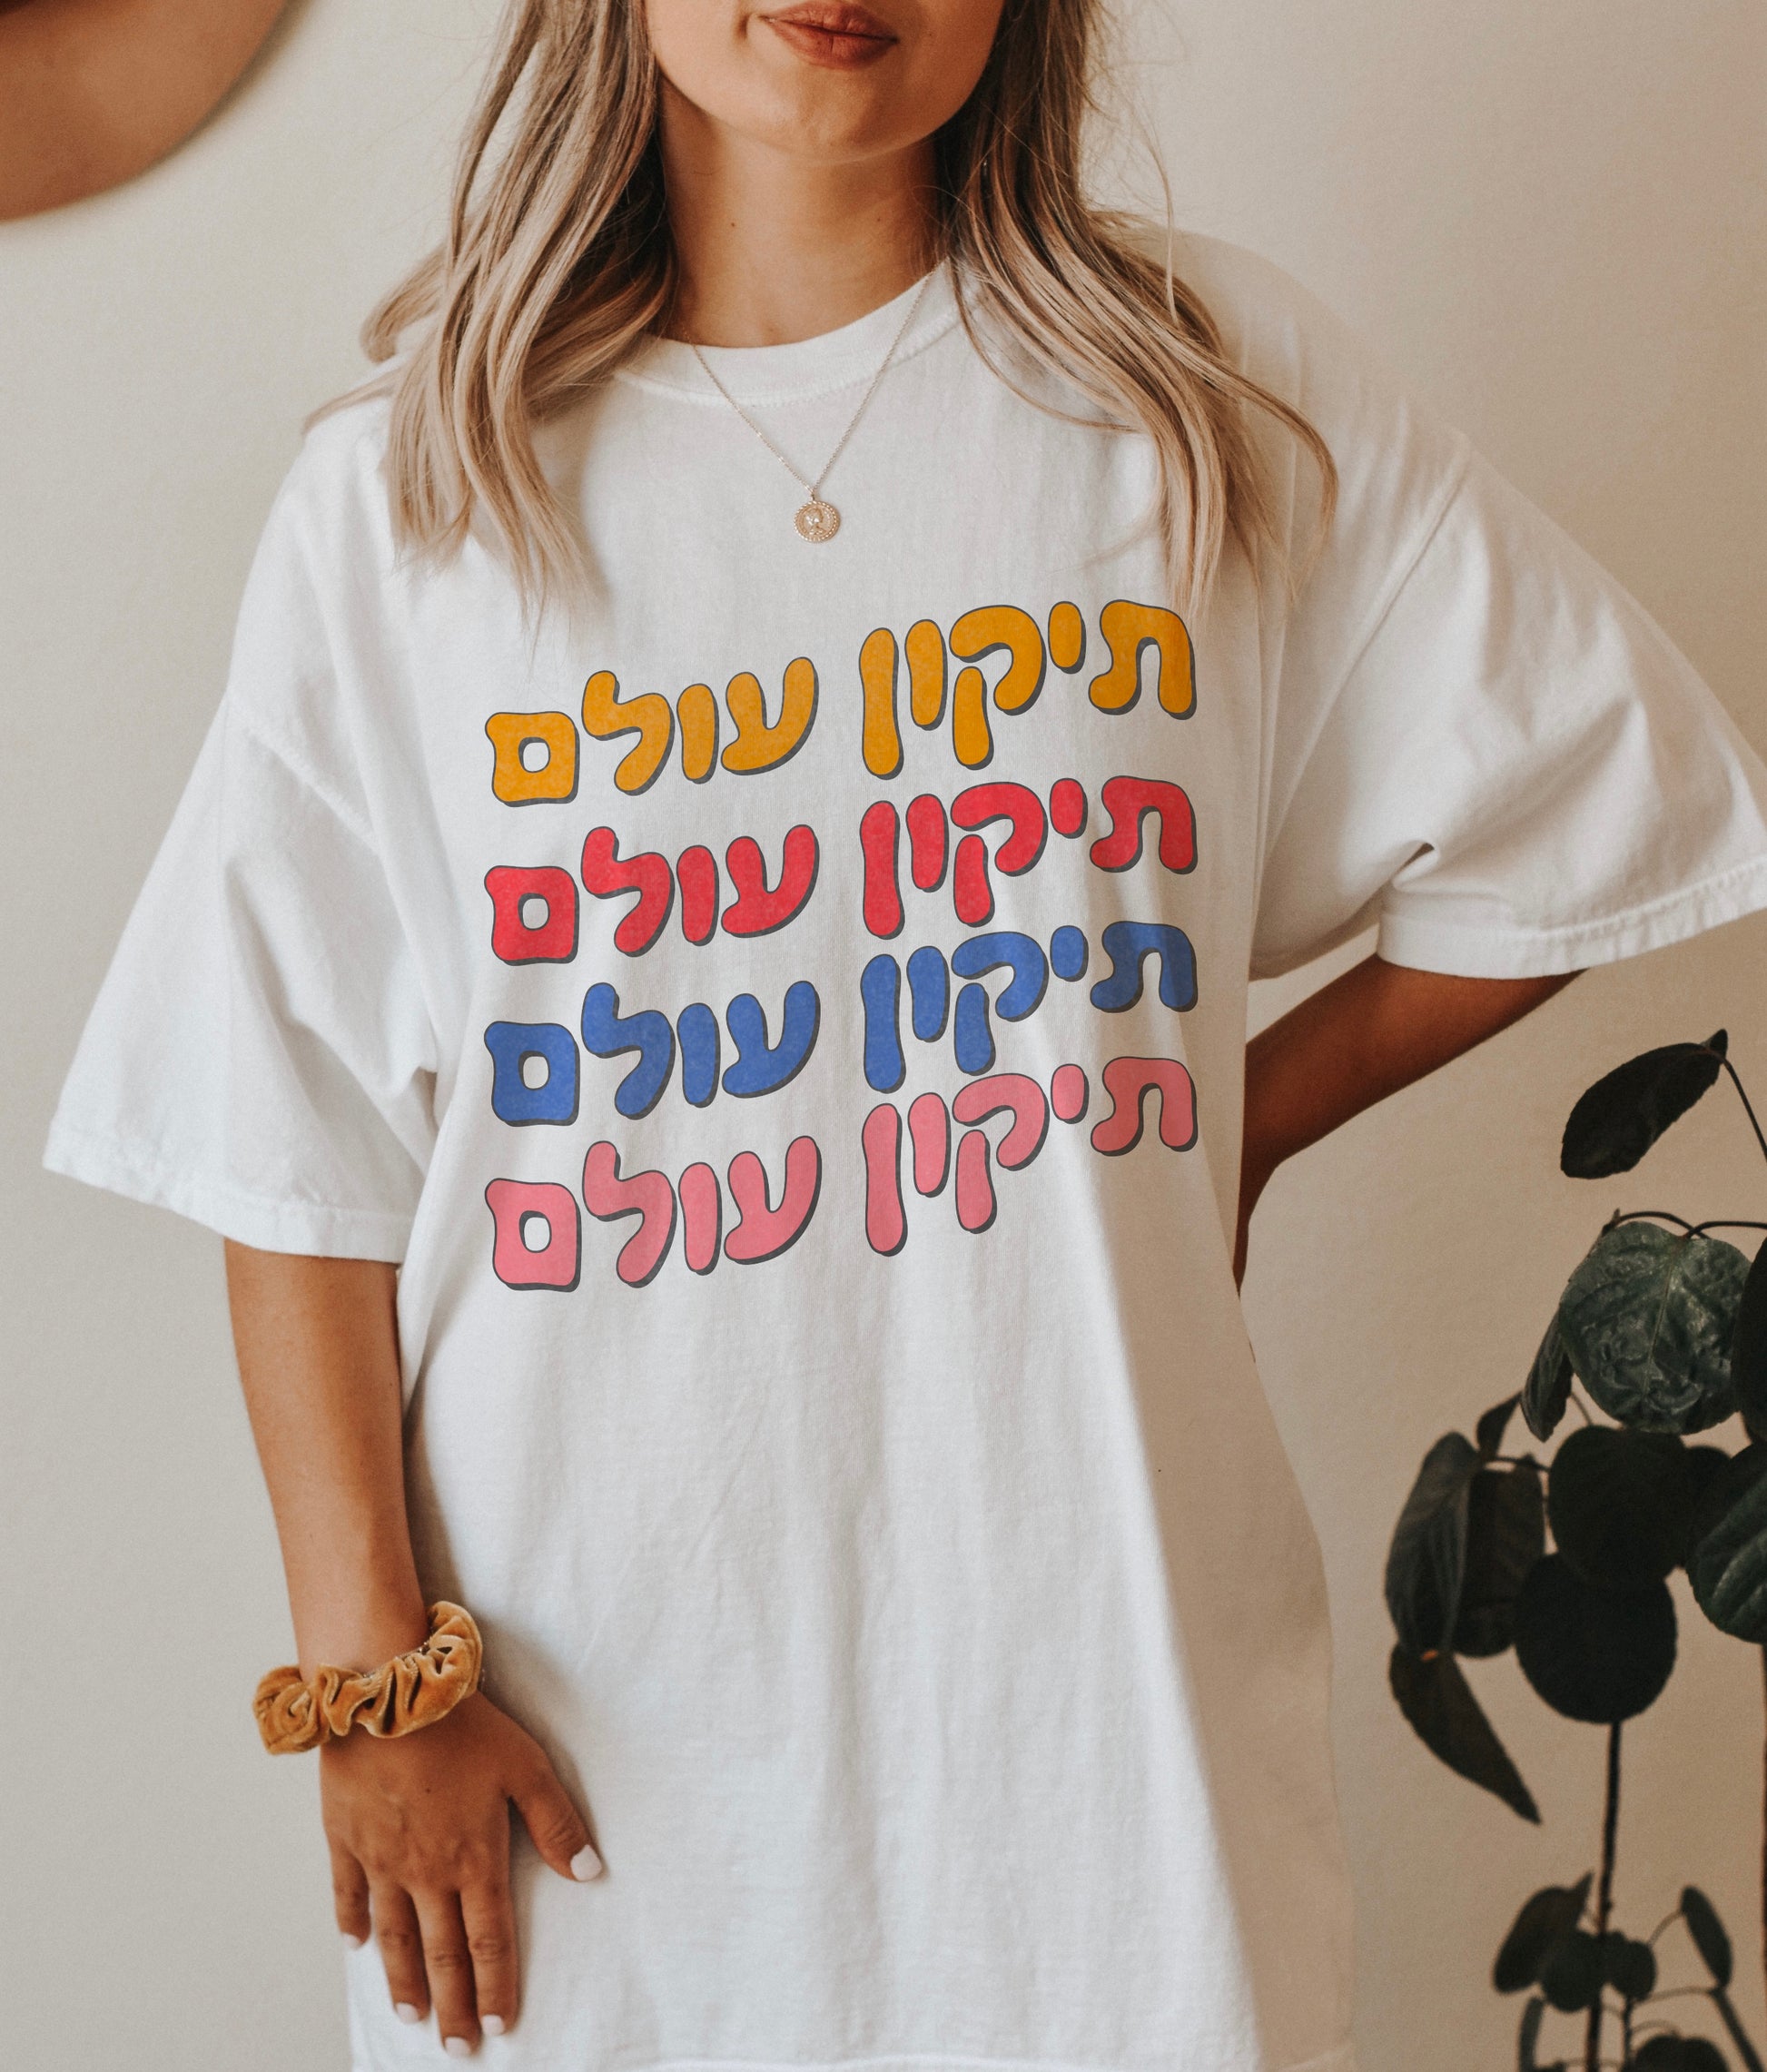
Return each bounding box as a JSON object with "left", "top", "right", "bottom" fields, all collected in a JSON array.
[
  {"left": 325, "top": 1692, "right": 601, "bottom": 2054},
  {"left": 222, "top": 1243, "right": 602, "bottom": 2056}
]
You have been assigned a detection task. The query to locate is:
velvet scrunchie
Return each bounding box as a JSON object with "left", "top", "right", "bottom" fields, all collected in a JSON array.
[{"left": 253, "top": 1603, "right": 483, "bottom": 1755}]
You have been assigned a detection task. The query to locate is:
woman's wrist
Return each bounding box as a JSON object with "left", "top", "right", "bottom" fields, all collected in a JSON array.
[
  {"left": 258, "top": 1603, "right": 484, "bottom": 1755},
  {"left": 293, "top": 1576, "right": 431, "bottom": 1678}
]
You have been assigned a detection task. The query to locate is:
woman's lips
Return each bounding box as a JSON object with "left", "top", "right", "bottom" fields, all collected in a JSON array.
[{"left": 758, "top": 3, "right": 898, "bottom": 68}]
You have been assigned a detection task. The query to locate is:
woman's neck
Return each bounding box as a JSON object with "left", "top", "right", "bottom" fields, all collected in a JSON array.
[{"left": 658, "top": 80, "right": 938, "bottom": 347}]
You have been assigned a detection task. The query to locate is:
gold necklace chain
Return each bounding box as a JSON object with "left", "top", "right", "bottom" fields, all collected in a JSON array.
[{"left": 690, "top": 270, "right": 937, "bottom": 544}]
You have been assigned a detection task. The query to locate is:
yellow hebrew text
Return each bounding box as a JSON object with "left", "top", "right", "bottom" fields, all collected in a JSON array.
[
  {"left": 582, "top": 670, "right": 675, "bottom": 794},
  {"left": 906, "top": 619, "right": 947, "bottom": 731},
  {"left": 1089, "top": 599, "right": 1194, "bottom": 716},
  {"left": 859, "top": 628, "right": 902, "bottom": 779},
  {"left": 677, "top": 683, "right": 719, "bottom": 784},
  {"left": 486, "top": 711, "right": 578, "bottom": 804},
  {"left": 950, "top": 666, "right": 990, "bottom": 769},
  {"left": 949, "top": 605, "right": 1046, "bottom": 769},
  {"left": 722, "top": 656, "right": 819, "bottom": 774},
  {"left": 1047, "top": 600, "right": 1085, "bottom": 673},
  {"left": 952, "top": 606, "right": 1045, "bottom": 712}
]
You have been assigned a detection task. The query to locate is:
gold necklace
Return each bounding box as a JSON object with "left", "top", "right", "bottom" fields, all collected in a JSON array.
[{"left": 690, "top": 271, "right": 936, "bottom": 543}]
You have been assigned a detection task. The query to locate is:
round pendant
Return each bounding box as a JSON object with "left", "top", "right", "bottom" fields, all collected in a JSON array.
[{"left": 795, "top": 498, "right": 840, "bottom": 543}]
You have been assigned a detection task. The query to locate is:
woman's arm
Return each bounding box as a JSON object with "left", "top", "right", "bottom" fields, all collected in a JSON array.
[
  {"left": 224, "top": 1243, "right": 601, "bottom": 2057},
  {"left": 1236, "top": 955, "right": 1578, "bottom": 1282}
]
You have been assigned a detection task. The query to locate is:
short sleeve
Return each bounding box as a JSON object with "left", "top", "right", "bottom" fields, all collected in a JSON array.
[
  {"left": 1225, "top": 252, "right": 1767, "bottom": 982},
  {"left": 44, "top": 463, "right": 438, "bottom": 1259}
]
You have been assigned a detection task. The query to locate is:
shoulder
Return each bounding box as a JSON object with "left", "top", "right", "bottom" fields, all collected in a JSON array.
[
  {"left": 232, "top": 390, "right": 406, "bottom": 654},
  {"left": 1153, "top": 229, "right": 1417, "bottom": 438},
  {"left": 218, "top": 390, "right": 405, "bottom": 786},
  {"left": 270, "top": 389, "right": 397, "bottom": 560},
  {"left": 1114, "top": 220, "right": 1339, "bottom": 349},
  {"left": 1144, "top": 225, "right": 1473, "bottom": 554},
  {"left": 1122, "top": 223, "right": 1456, "bottom": 463}
]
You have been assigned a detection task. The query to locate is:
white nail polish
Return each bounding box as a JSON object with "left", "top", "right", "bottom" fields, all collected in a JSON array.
[
  {"left": 444, "top": 2038, "right": 474, "bottom": 2058},
  {"left": 341, "top": 1932, "right": 365, "bottom": 1950},
  {"left": 569, "top": 1843, "right": 604, "bottom": 1881},
  {"left": 395, "top": 2002, "right": 423, "bottom": 2025},
  {"left": 482, "top": 2014, "right": 508, "bottom": 2035}
]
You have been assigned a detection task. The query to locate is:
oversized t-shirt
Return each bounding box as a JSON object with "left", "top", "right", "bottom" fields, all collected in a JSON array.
[{"left": 45, "top": 241, "right": 1767, "bottom": 2072}]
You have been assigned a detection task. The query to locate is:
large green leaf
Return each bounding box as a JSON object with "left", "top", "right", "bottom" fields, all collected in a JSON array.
[
  {"left": 1454, "top": 1464, "right": 1546, "bottom": 1655},
  {"left": 1513, "top": 1554, "right": 1678, "bottom": 1722},
  {"left": 1494, "top": 1876, "right": 1593, "bottom": 1992},
  {"left": 1682, "top": 1885, "right": 1734, "bottom": 1988},
  {"left": 1547, "top": 1427, "right": 1696, "bottom": 1588},
  {"left": 1560, "top": 1032, "right": 1726, "bottom": 1178},
  {"left": 1386, "top": 1432, "right": 1480, "bottom": 1657},
  {"left": 1556, "top": 1222, "right": 1746, "bottom": 1433},
  {"left": 1388, "top": 1643, "right": 1540, "bottom": 1822},
  {"left": 1524, "top": 1320, "right": 1575, "bottom": 1442},
  {"left": 1733, "top": 1243, "right": 1767, "bottom": 1442},
  {"left": 1688, "top": 1447, "right": 1767, "bottom": 1644}
]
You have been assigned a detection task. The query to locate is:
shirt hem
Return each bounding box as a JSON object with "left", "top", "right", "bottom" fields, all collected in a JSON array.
[
  {"left": 42, "top": 1119, "right": 413, "bottom": 1262},
  {"left": 1376, "top": 852, "right": 1767, "bottom": 979}
]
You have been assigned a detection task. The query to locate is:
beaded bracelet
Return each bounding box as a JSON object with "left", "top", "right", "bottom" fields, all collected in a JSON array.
[{"left": 253, "top": 1602, "right": 483, "bottom": 1755}]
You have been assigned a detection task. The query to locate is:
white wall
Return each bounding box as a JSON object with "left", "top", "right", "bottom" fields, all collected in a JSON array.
[{"left": 3, "top": 3, "right": 1762, "bottom": 2067}]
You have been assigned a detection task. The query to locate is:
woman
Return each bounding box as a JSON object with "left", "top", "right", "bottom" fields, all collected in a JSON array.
[{"left": 44, "top": 1, "right": 1767, "bottom": 2067}]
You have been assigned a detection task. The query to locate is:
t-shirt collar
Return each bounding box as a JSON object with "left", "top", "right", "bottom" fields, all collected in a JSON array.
[{"left": 617, "top": 262, "right": 960, "bottom": 408}]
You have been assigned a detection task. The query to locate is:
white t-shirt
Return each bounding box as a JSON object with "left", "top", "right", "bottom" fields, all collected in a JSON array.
[{"left": 45, "top": 241, "right": 1767, "bottom": 2072}]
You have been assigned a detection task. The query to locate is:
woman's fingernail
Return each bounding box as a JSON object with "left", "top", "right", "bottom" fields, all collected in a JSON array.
[
  {"left": 444, "top": 2039, "right": 474, "bottom": 2059},
  {"left": 482, "top": 2014, "right": 508, "bottom": 2035},
  {"left": 395, "top": 2002, "right": 423, "bottom": 2025},
  {"left": 569, "top": 1843, "right": 604, "bottom": 1881},
  {"left": 341, "top": 1931, "right": 365, "bottom": 1950}
]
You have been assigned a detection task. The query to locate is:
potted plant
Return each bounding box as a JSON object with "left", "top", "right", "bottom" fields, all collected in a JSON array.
[{"left": 1384, "top": 1032, "right": 1767, "bottom": 2071}]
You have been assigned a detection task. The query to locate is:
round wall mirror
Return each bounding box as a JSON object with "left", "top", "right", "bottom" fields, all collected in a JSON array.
[{"left": 0, "top": 0, "right": 291, "bottom": 222}]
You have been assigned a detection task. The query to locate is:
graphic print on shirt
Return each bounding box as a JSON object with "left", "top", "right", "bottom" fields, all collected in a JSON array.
[{"left": 481, "top": 597, "right": 1200, "bottom": 1287}]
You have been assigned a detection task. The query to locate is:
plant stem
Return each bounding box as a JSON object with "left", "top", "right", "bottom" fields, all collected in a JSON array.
[
  {"left": 1723, "top": 1059, "right": 1767, "bottom": 1169},
  {"left": 1586, "top": 1722, "right": 1623, "bottom": 2072},
  {"left": 1713, "top": 1986, "right": 1767, "bottom": 2072}
]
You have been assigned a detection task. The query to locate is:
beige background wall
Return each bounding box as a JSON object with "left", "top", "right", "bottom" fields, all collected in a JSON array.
[{"left": 3, "top": 2, "right": 1762, "bottom": 2067}]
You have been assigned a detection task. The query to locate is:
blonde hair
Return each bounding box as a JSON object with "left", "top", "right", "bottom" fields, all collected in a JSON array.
[{"left": 356, "top": 0, "right": 1335, "bottom": 614}]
